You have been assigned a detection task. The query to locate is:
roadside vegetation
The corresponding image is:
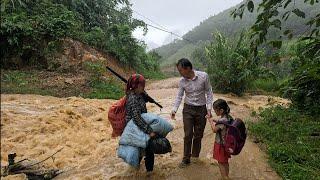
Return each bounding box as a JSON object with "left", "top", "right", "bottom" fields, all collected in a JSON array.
[
  {"left": 0, "top": 0, "right": 165, "bottom": 99},
  {"left": 231, "top": 1, "right": 320, "bottom": 179}
]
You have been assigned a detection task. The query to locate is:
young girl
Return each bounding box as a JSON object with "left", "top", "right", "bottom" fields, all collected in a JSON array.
[{"left": 209, "top": 99, "right": 233, "bottom": 179}]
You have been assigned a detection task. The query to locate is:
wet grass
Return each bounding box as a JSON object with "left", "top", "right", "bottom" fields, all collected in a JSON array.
[
  {"left": 1, "top": 70, "right": 53, "bottom": 95},
  {"left": 247, "top": 78, "right": 283, "bottom": 96},
  {"left": 249, "top": 106, "right": 320, "bottom": 180},
  {"left": 83, "top": 78, "right": 124, "bottom": 99}
]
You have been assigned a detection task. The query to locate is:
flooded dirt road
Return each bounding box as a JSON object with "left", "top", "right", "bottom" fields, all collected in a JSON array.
[{"left": 1, "top": 77, "right": 289, "bottom": 179}]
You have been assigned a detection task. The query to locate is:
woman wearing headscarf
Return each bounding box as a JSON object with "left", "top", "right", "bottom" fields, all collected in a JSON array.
[{"left": 125, "top": 74, "right": 156, "bottom": 172}]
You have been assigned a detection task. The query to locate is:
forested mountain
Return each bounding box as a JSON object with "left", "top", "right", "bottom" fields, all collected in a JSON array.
[{"left": 155, "top": 0, "right": 320, "bottom": 67}]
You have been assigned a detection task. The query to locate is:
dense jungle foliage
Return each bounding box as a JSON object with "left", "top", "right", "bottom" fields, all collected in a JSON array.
[{"left": 0, "top": 0, "right": 162, "bottom": 76}]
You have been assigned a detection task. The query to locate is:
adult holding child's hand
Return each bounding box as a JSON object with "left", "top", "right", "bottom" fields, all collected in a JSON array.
[{"left": 171, "top": 58, "right": 213, "bottom": 168}]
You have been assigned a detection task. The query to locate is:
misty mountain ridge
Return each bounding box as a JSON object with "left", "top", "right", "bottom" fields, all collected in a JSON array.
[{"left": 155, "top": 0, "right": 319, "bottom": 67}]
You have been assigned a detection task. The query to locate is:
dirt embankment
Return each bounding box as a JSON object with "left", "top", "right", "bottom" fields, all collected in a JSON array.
[
  {"left": 1, "top": 77, "right": 289, "bottom": 179},
  {"left": 1, "top": 38, "right": 133, "bottom": 98}
]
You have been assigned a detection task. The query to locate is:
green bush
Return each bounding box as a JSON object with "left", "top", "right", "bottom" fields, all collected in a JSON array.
[
  {"left": 0, "top": 0, "right": 163, "bottom": 78},
  {"left": 83, "top": 27, "right": 107, "bottom": 50},
  {"left": 205, "top": 32, "right": 271, "bottom": 95},
  {"left": 82, "top": 61, "right": 106, "bottom": 81},
  {"left": 81, "top": 61, "right": 124, "bottom": 99},
  {"left": 0, "top": 1, "right": 80, "bottom": 68},
  {"left": 282, "top": 38, "right": 320, "bottom": 115},
  {"left": 248, "top": 78, "right": 283, "bottom": 94},
  {"left": 84, "top": 78, "right": 124, "bottom": 100},
  {"left": 250, "top": 106, "right": 320, "bottom": 179},
  {"left": 140, "top": 70, "right": 166, "bottom": 80}
]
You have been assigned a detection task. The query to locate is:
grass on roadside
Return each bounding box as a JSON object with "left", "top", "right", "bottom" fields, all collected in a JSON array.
[
  {"left": 247, "top": 78, "right": 286, "bottom": 95},
  {"left": 249, "top": 105, "right": 320, "bottom": 180},
  {"left": 83, "top": 78, "right": 124, "bottom": 99},
  {"left": 140, "top": 69, "right": 167, "bottom": 80},
  {"left": 1, "top": 69, "right": 163, "bottom": 100},
  {"left": 1, "top": 70, "right": 53, "bottom": 95}
]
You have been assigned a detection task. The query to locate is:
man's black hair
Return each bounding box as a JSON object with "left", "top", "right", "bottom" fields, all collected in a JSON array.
[{"left": 176, "top": 58, "right": 192, "bottom": 69}]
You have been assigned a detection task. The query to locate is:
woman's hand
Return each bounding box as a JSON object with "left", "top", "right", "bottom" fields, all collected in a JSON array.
[
  {"left": 149, "top": 132, "right": 156, "bottom": 138},
  {"left": 170, "top": 110, "right": 176, "bottom": 120}
]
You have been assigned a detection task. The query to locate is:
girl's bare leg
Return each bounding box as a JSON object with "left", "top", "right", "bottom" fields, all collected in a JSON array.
[{"left": 218, "top": 162, "right": 229, "bottom": 179}]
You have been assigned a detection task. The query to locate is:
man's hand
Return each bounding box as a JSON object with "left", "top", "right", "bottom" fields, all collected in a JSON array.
[
  {"left": 208, "top": 118, "right": 217, "bottom": 125},
  {"left": 171, "top": 110, "right": 176, "bottom": 120},
  {"left": 208, "top": 118, "right": 216, "bottom": 131},
  {"left": 205, "top": 110, "right": 212, "bottom": 119}
]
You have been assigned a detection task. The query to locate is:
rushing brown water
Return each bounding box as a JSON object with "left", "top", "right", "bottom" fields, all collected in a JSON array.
[{"left": 1, "top": 77, "right": 289, "bottom": 179}]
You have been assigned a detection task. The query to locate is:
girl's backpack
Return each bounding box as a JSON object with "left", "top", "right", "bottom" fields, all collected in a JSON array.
[
  {"left": 216, "top": 118, "right": 247, "bottom": 155},
  {"left": 108, "top": 96, "right": 127, "bottom": 137}
]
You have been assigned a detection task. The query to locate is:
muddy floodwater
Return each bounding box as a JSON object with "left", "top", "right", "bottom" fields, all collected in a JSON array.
[{"left": 1, "top": 78, "right": 289, "bottom": 179}]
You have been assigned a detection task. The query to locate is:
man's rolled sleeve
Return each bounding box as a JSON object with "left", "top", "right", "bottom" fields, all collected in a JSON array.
[{"left": 205, "top": 73, "right": 213, "bottom": 110}]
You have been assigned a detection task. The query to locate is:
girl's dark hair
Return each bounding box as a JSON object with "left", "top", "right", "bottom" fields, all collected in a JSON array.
[
  {"left": 213, "top": 99, "right": 233, "bottom": 120},
  {"left": 176, "top": 58, "right": 193, "bottom": 69}
]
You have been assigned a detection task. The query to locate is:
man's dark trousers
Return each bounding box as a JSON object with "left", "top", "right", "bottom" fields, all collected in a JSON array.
[{"left": 182, "top": 103, "right": 207, "bottom": 161}]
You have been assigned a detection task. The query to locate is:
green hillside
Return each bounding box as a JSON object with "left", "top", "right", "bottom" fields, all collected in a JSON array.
[{"left": 156, "top": 0, "right": 319, "bottom": 67}]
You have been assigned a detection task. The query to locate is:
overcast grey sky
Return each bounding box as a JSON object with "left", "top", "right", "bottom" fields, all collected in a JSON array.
[{"left": 130, "top": 0, "right": 242, "bottom": 49}]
